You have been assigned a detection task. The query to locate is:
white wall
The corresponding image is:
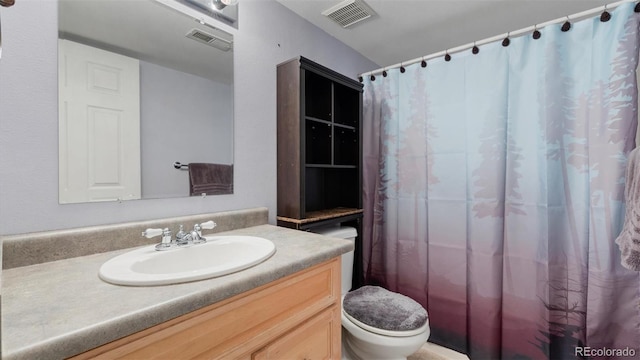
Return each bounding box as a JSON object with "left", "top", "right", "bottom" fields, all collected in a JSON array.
[
  {"left": 0, "top": 0, "right": 378, "bottom": 235},
  {"left": 140, "top": 60, "right": 233, "bottom": 199}
]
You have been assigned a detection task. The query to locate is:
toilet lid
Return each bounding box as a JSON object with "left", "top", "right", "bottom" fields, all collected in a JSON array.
[
  {"left": 343, "top": 309, "right": 429, "bottom": 337},
  {"left": 342, "top": 286, "right": 428, "bottom": 334}
]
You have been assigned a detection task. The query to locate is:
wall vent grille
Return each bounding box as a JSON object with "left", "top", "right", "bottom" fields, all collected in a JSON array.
[
  {"left": 322, "top": 0, "right": 376, "bottom": 28},
  {"left": 186, "top": 29, "right": 233, "bottom": 52}
]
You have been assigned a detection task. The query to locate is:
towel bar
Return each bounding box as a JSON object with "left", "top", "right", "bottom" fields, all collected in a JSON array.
[{"left": 174, "top": 162, "right": 189, "bottom": 170}]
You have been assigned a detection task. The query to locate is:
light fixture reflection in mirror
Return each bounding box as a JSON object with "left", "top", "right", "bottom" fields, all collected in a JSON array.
[
  {"left": 213, "top": 0, "right": 238, "bottom": 10},
  {"left": 58, "top": 0, "right": 234, "bottom": 204},
  {"left": 177, "top": 0, "right": 238, "bottom": 28}
]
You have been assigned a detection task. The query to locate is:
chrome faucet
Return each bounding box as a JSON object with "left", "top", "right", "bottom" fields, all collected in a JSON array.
[
  {"left": 142, "top": 220, "right": 217, "bottom": 251},
  {"left": 175, "top": 225, "right": 192, "bottom": 246}
]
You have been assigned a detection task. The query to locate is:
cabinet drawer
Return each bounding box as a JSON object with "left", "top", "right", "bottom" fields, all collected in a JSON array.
[
  {"left": 72, "top": 258, "right": 340, "bottom": 360},
  {"left": 253, "top": 305, "right": 341, "bottom": 360}
]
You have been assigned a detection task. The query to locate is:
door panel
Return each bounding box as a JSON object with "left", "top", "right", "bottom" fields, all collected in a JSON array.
[{"left": 59, "top": 39, "right": 141, "bottom": 203}]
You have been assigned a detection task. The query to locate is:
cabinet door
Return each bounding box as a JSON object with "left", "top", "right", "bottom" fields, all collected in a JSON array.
[{"left": 253, "top": 306, "right": 341, "bottom": 360}]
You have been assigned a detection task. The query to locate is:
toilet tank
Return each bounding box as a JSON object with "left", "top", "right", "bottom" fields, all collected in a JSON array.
[{"left": 311, "top": 226, "right": 357, "bottom": 295}]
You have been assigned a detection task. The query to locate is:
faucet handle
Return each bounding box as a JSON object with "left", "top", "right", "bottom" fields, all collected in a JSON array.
[
  {"left": 199, "top": 220, "right": 217, "bottom": 230},
  {"left": 191, "top": 221, "right": 215, "bottom": 245},
  {"left": 143, "top": 228, "right": 174, "bottom": 251},
  {"left": 142, "top": 228, "right": 164, "bottom": 238}
]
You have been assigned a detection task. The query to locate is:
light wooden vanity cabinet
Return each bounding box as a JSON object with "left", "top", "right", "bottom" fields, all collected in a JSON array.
[{"left": 71, "top": 259, "right": 341, "bottom": 360}]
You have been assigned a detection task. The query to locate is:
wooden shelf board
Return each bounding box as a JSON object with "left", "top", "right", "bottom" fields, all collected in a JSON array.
[{"left": 277, "top": 208, "right": 363, "bottom": 225}]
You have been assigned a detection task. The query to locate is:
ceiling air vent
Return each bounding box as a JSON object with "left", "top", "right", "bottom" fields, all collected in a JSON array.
[
  {"left": 322, "top": 0, "right": 376, "bottom": 28},
  {"left": 186, "top": 29, "right": 233, "bottom": 52}
]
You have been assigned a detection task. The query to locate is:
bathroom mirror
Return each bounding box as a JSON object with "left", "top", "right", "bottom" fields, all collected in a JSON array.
[{"left": 58, "top": 0, "right": 234, "bottom": 204}]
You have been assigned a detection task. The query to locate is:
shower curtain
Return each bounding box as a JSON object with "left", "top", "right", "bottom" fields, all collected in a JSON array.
[{"left": 362, "top": 3, "right": 640, "bottom": 359}]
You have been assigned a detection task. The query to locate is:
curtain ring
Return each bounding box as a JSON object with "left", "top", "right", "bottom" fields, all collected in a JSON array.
[
  {"left": 472, "top": 42, "right": 479, "bottom": 55},
  {"left": 561, "top": 16, "right": 571, "bottom": 32},
  {"left": 444, "top": 51, "right": 451, "bottom": 62},
  {"left": 532, "top": 25, "right": 541, "bottom": 40},
  {"left": 358, "top": 76, "right": 363, "bottom": 83},
  {"left": 370, "top": 74, "right": 376, "bottom": 81},
  {"left": 502, "top": 32, "right": 510, "bottom": 47},
  {"left": 421, "top": 57, "right": 427, "bottom": 68},
  {"left": 400, "top": 63, "right": 406, "bottom": 73},
  {"left": 600, "top": 5, "right": 611, "bottom": 22},
  {"left": 382, "top": 68, "right": 388, "bottom": 77}
]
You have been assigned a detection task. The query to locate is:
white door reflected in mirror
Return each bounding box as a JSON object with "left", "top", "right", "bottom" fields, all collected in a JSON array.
[{"left": 58, "top": 39, "right": 141, "bottom": 204}]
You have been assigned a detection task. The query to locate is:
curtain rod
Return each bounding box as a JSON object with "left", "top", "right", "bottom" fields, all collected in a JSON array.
[{"left": 359, "top": 0, "right": 635, "bottom": 77}]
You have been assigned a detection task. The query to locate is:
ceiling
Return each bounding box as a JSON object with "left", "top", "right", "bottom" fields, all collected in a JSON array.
[{"left": 276, "top": 0, "right": 617, "bottom": 68}]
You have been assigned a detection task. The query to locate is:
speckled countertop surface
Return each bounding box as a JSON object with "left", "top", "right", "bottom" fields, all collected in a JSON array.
[{"left": 1, "top": 224, "right": 353, "bottom": 360}]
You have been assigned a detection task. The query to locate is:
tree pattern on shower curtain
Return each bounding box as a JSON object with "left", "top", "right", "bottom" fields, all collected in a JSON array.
[{"left": 362, "top": 3, "right": 640, "bottom": 359}]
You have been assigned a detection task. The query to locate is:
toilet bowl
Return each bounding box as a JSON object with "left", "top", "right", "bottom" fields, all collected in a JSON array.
[{"left": 311, "top": 226, "right": 430, "bottom": 360}]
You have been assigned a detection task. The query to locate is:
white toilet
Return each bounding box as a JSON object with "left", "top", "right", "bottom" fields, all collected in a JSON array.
[{"left": 312, "top": 226, "right": 430, "bottom": 360}]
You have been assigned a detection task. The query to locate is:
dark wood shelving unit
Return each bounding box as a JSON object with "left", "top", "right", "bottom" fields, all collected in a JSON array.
[{"left": 276, "top": 56, "right": 364, "bottom": 287}]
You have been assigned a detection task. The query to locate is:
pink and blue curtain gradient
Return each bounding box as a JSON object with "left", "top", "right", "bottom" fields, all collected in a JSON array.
[{"left": 362, "top": 3, "right": 640, "bottom": 359}]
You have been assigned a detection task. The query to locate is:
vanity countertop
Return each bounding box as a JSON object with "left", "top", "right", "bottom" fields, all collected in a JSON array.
[{"left": 1, "top": 224, "right": 353, "bottom": 360}]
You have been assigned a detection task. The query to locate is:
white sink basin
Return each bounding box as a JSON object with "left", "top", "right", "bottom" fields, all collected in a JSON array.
[{"left": 99, "top": 235, "right": 276, "bottom": 286}]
